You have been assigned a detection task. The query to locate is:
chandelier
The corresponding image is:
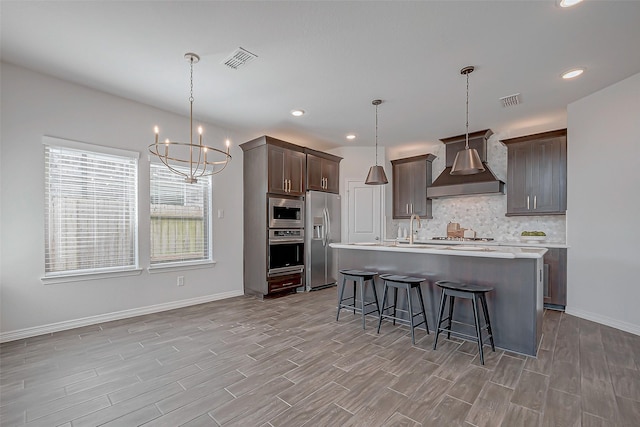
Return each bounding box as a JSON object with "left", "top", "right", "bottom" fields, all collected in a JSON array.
[{"left": 149, "top": 53, "right": 231, "bottom": 183}]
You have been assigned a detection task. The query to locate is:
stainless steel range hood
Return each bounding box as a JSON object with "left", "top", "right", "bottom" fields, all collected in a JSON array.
[{"left": 427, "top": 129, "right": 505, "bottom": 198}]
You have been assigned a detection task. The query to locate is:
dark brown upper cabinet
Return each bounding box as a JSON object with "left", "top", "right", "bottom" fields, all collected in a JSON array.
[
  {"left": 306, "top": 150, "right": 342, "bottom": 193},
  {"left": 502, "top": 129, "right": 567, "bottom": 216},
  {"left": 391, "top": 154, "right": 436, "bottom": 219},
  {"left": 267, "top": 144, "right": 306, "bottom": 196}
]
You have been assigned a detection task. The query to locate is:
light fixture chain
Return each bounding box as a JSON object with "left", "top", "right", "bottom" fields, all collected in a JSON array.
[
  {"left": 465, "top": 70, "right": 470, "bottom": 149},
  {"left": 375, "top": 103, "right": 379, "bottom": 166},
  {"left": 189, "top": 57, "right": 194, "bottom": 103}
]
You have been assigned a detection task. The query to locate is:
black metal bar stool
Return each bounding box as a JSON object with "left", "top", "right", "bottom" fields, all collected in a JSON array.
[
  {"left": 336, "top": 269, "right": 381, "bottom": 329},
  {"left": 433, "top": 280, "right": 495, "bottom": 365},
  {"left": 376, "top": 274, "right": 429, "bottom": 345}
]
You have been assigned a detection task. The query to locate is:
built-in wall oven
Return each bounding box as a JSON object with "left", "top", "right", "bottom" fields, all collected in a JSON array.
[
  {"left": 269, "top": 197, "right": 304, "bottom": 228},
  {"left": 268, "top": 228, "right": 304, "bottom": 277}
]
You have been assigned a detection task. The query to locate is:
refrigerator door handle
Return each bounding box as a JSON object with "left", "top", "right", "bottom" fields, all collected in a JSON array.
[
  {"left": 324, "top": 207, "right": 331, "bottom": 246},
  {"left": 321, "top": 208, "right": 327, "bottom": 247},
  {"left": 320, "top": 208, "right": 326, "bottom": 247}
]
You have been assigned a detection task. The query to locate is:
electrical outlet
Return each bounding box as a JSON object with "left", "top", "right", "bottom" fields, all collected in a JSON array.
[{"left": 177, "top": 276, "right": 184, "bottom": 286}]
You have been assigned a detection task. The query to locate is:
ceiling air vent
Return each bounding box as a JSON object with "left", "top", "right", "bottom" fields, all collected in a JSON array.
[
  {"left": 223, "top": 47, "right": 258, "bottom": 70},
  {"left": 499, "top": 93, "right": 521, "bottom": 107}
]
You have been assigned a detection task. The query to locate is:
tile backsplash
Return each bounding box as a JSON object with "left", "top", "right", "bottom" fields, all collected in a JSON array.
[
  {"left": 390, "top": 195, "right": 566, "bottom": 243},
  {"left": 387, "top": 132, "right": 566, "bottom": 243}
]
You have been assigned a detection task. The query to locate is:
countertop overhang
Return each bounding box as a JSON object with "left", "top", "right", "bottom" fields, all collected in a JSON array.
[{"left": 330, "top": 242, "right": 547, "bottom": 259}]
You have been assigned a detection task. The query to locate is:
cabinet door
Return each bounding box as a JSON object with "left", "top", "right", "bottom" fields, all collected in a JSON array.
[
  {"left": 286, "top": 149, "right": 306, "bottom": 195},
  {"left": 409, "top": 161, "right": 427, "bottom": 217},
  {"left": 268, "top": 145, "right": 287, "bottom": 194},
  {"left": 531, "top": 138, "right": 566, "bottom": 214},
  {"left": 323, "top": 159, "right": 340, "bottom": 193},
  {"left": 543, "top": 248, "right": 567, "bottom": 307},
  {"left": 507, "top": 142, "right": 532, "bottom": 214},
  {"left": 505, "top": 130, "right": 567, "bottom": 216},
  {"left": 306, "top": 154, "right": 324, "bottom": 191},
  {"left": 392, "top": 161, "right": 413, "bottom": 219}
]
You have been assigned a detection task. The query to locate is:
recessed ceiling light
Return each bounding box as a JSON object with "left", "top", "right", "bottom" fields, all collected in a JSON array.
[
  {"left": 562, "top": 68, "right": 585, "bottom": 79},
  {"left": 559, "top": 0, "right": 583, "bottom": 8},
  {"left": 346, "top": 134, "right": 356, "bottom": 140},
  {"left": 290, "top": 109, "right": 305, "bottom": 117}
]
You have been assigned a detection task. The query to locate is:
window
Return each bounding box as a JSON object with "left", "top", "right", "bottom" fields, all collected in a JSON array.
[
  {"left": 150, "top": 164, "right": 212, "bottom": 266},
  {"left": 44, "top": 137, "right": 139, "bottom": 276}
]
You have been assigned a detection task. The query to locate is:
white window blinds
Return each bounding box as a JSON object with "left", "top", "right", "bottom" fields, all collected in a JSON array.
[
  {"left": 150, "top": 164, "right": 212, "bottom": 265},
  {"left": 44, "top": 139, "right": 138, "bottom": 275}
]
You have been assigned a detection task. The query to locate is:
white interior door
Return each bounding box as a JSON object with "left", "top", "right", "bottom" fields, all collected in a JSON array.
[{"left": 347, "top": 180, "right": 382, "bottom": 243}]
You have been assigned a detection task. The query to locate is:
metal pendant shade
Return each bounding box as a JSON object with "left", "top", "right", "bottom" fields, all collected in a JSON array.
[
  {"left": 451, "top": 66, "right": 485, "bottom": 176},
  {"left": 365, "top": 99, "right": 389, "bottom": 185}
]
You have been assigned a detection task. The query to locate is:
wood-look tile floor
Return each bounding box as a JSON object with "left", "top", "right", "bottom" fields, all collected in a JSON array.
[{"left": 2, "top": 287, "right": 640, "bottom": 426}]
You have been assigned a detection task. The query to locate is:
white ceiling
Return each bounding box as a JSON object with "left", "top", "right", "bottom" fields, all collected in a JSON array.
[{"left": 2, "top": 1, "right": 640, "bottom": 152}]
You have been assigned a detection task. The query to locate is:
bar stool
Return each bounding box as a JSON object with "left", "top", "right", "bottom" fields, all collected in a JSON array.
[
  {"left": 433, "top": 280, "right": 495, "bottom": 365},
  {"left": 336, "top": 269, "right": 381, "bottom": 329},
  {"left": 376, "top": 274, "right": 429, "bottom": 345}
]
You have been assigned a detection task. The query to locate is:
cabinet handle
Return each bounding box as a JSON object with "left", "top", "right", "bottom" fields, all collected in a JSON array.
[
  {"left": 527, "top": 196, "right": 530, "bottom": 210},
  {"left": 411, "top": 203, "right": 414, "bottom": 213},
  {"left": 534, "top": 195, "right": 537, "bottom": 210},
  {"left": 406, "top": 204, "right": 409, "bottom": 214},
  {"left": 288, "top": 179, "right": 292, "bottom": 192}
]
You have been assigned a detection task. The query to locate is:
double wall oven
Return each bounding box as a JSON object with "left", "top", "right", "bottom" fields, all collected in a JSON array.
[{"left": 267, "top": 196, "right": 305, "bottom": 292}]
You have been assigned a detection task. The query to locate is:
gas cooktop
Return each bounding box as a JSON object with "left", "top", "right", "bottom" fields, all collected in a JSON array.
[{"left": 430, "top": 237, "right": 495, "bottom": 242}]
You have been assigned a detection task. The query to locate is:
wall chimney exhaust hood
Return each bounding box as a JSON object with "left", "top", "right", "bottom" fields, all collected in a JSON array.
[{"left": 427, "top": 129, "right": 505, "bottom": 198}]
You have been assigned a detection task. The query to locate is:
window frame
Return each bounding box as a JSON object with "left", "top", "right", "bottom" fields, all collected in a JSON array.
[
  {"left": 148, "top": 162, "right": 214, "bottom": 270},
  {"left": 42, "top": 136, "right": 141, "bottom": 283}
]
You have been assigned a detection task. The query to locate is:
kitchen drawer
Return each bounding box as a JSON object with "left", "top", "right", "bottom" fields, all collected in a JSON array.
[{"left": 268, "top": 273, "right": 302, "bottom": 293}]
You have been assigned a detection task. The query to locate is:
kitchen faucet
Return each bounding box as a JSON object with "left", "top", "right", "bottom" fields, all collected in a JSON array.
[{"left": 409, "top": 214, "right": 421, "bottom": 245}]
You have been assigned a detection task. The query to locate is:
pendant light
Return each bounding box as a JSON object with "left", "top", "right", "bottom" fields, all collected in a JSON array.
[
  {"left": 450, "top": 66, "right": 485, "bottom": 176},
  {"left": 149, "top": 53, "right": 232, "bottom": 184},
  {"left": 365, "top": 99, "right": 389, "bottom": 185}
]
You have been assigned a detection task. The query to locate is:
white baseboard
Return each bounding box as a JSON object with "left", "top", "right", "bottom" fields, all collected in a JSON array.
[
  {"left": 0, "top": 290, "right": 245, "bottom": 343},
  {"left": 565, "top": 306, "right": 640, "bottom": 336}
]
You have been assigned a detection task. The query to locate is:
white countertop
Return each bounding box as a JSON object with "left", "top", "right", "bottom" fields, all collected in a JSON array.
[
  {"left": 392, "top": 238, "right": 569, "bottom": 249},
  {"left": 330, "top": 242, "right": 547, "bottom": 259}
]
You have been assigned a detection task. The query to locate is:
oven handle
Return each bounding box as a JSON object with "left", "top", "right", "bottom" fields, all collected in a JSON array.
[
  {"left": 268, "top": 239, "right": 304, "bottom": 245},
  {"left": 268, "top": 266, "right": 304, "bottom": 277}
]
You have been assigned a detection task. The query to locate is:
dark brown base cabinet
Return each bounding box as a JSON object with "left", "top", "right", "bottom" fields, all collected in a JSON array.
[
  {"left": 543, "top": 248, "right": 567, "bottom": 310},
  {"left": 502, "top": 129, "right": 567, "bottom": 216},
  {"left": 391, "top": 154, "right": 436, "bottom": 219}
]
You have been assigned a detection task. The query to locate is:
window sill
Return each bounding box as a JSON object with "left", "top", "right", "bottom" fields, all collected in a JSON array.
[
  {"left": 42, "top": 268, "right": 143, "bottom": 285},
  {"left": 147, "top": 260, "right": 217, "bottom": 274}
]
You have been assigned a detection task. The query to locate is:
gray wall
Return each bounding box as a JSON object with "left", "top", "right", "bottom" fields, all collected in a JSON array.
[
  {"left": 566, "top": 71, "right": 640, "bottom": 335},
  {"left": 0, "top": 62, "right": 248, "bottom": 340}
]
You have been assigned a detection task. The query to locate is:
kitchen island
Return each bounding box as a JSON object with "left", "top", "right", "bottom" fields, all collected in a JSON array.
[{"left": 330, "top": 242, "right": 546, "bottom": 356}]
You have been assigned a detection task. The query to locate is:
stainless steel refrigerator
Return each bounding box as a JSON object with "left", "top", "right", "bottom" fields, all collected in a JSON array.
[{"left": 305, "top": 191, "right": 341, "bottom": 290}]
